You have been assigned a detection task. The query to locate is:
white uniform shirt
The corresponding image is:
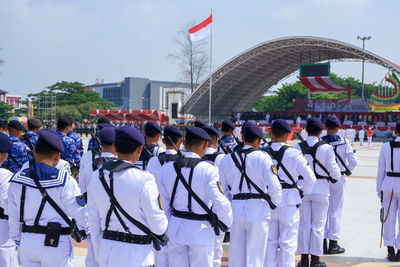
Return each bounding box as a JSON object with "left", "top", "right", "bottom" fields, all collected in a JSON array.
[
  {"left": 377, "top": 137, "right": 400, "bottom": 195},
  {"left": 293, "top": 136, "right": 341, "bottom": 196},
  {"left": 204, "top": 147, "right": 225, "bottom": 167},
  {"left": 87, "top": 162, "right": 168, "bottom": 266},
  {"left": 8, "top": 161, "right": 88, "bottom": 244},
  {"left": 159, "top": 152, "right": 232, "bottom": 246},
  {"left": 80, "top": 150, "right": 94, "bottom": 173},
  {"left": 0, "top": 168, "right": 13, "bottom": 246},
  {"left": 79, "top": 151, "right": 116, "bottom": 194},
  {"left": 219, "top": 145, "right": 282, "bottom": 222},
  {"left": 147, "top": 149, "right": 178, "bottom": 190},
  {"left": 359, "top": 130, "right": 365, "bottom": 139},
  {"left": 268, "top": 142, "right": 316, "bottom": 207},
  {"left": 135, "top": 145, "right": 165, "bottom": 170}
]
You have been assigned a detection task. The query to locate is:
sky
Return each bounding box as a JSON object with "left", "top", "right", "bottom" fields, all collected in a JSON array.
[{"left": 0, "top": 0, "right": 399, "bottom": 96}]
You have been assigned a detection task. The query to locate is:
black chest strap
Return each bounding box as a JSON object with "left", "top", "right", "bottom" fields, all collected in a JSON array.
[
  {"left": 264, "top": 145, "right": 304, "bottom": 198},
  {"left": 21, "top": 134, "right": 35, "bottom": 151},
  {"left": 158, "top": 152, "right": 179, "bottom": 166},
  {"left": 388, "top": 141, "right": 400, "bottom": 176},
  {"left": 99, "top": 160, "right": 167, "bottom": 250},
  {"left": 332, "top": 143, "right": 352, "bottom": 176},
  {"left": 202, "top": 152, "right": 223, "bottom": 162},
  {"left": 230, "top": 148, "right": 277, "bottom": 209}
]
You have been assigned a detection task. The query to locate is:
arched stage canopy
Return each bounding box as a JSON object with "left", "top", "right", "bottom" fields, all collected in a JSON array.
[{"left": 181, "top": 36, "right": 400, "bottom": 119}]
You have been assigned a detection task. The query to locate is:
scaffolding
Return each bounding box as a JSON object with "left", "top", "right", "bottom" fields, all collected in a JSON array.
[{"left": 31, "top": 91, "right": 56, "bottom": 124}]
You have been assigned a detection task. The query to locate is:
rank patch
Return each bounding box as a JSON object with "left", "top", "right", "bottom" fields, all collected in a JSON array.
[
  {"left": 76, "top": 193, "right": 87, "bottom": 207},
  {"left": 158, "top": 195, "right": 163, "bottom": 210},
  {"left": 271, "top": 165, "right": 278, "bottom": 175},
  {"left": 217, "top": 181, "right": 224, "bottom": 194}
]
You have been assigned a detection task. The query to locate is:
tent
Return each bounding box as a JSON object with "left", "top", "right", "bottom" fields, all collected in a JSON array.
[{"left": 90, "top": 110, "right": 169, "bottom": 124}]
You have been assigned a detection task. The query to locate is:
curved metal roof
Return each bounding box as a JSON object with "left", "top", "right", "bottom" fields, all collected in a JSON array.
[{"left": 181, "top": 36, "right": 400, "bottom": 119}]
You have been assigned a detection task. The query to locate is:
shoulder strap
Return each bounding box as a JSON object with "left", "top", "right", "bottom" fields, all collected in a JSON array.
[
  {"left": 21, "top": 134, "right": 34, "bottom": 151},
  {"left": 299, "top": 141, "right": 310, "bottom": 155},
  {"left": 103, "top": 160, "right": 139, "bottom": 173},
  {"left": 8, "top": 152, "right": 22, "bottom": 169},
  {"left": 158, "top": 153, "right": 179, "bottom": 166},
  {"left": 332, "top": 142, "right": 352, "bottom": 175},
  {"left": 202, "top": 152, "right": 223, "bottom": 163},
  {"left": 28, "top": 161, "right": 84, "bottom": 242},
  {"left": 172, "top": 161, "right": 228, "bottom": 235},
  {"left": 230, "top": 150, "right": 277, "bottom": 209},
  {"left": 309, "top": 141, "right": 336, "bottom": 182}
]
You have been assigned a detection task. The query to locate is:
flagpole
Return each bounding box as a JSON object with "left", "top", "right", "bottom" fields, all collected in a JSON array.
[{"left": 208, "top": 8, "right": 213, "bottom": 125}]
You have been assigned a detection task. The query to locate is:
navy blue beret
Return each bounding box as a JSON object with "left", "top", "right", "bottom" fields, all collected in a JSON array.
[
  {"left": 98, "top": 123, "right": 114, "bottom": 130},
  {"left": 0, "top": 132, "right": 12, "bottom": 153},
  {"left": 325, "top": 116, "right": 341, "bottom": 128},
  {"left": 145, "top": 122, "right": 161, "bottom": 133},
  {"left": 28, "top": 118, "right": 43, "bottom": 129},
  {"left": 396, "top": 121, "right": 400, "bottom": 132},
  {"left": 8, "top": 120, "right": 25, "bottom": 131},
  {"left": 115, "top": 126, "right": 145, "bottom": 145},
  {"left": 98, "top": 117, "right": 111, "bottom": 124},
  {"left": 194, "top": 120, "right": 207, "bottom": 128},
  {"left": 271, "top": 119, "right": 291, "bottom": 133},
  {"left": 203, "top": 126, "right": 219, "bottom": 137},
  {"left": 222, "top": 120, "right": 235, "bottom": 131},
  {"left": 38, "top": 129, "right": 64, "bottom": 152},
  {"left": 185, "top": 126, "right": 211, "bottom": 141},
  {"left": 99, "top": 127, "right": 115, "bottom": 145},
  {"left": 0, "top": 120, "right": 7, "bottom": 128},
  {"left": 306, "top": 117, "right": 324, "bottom": 132},
  {"left": 64, "top": 116, "right": 75, "bottom": 124},
  {"left": 242, "top": 121, "right": 252, "bottom": 129},
  {"left": 243, "top": 123, "right": 264, "bottom": 139},
  {"left": 164, "top": 126, "right": 183, "bottom": 138}
]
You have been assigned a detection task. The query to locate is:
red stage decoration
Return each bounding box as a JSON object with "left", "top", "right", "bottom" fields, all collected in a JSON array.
[
  {"left": 299, "top": 76, "right": 351, "bottom": 100},
  {"left": 90, "top": 110, "right": 169, "bottom": 125}
]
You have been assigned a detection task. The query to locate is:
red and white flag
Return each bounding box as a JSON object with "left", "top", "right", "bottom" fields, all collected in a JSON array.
[{"left": 188, "top": 14, "right": 212, "bottom": 42}]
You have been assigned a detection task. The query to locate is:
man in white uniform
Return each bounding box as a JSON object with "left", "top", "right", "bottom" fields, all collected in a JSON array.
[
  {"left": 87, "top": 126, "right": 168, "bottom": 267},
  {"left": 136, "top": 122, "right": 165, "bottom": 170},
  {"left": 321, "top": 117, "right": 358, "bottom": 255},
  {"left": 376, "top": 121, "right": 400, "bottom": 261},
  {"left": 263, "top": 119, "right": 316, "bottom": 267},
  {"left": 219, "top": 122, "right": 282, "bottom": 267},
  {"left": 359, "top": 129, "right": 365, "bottom": 146},
  {"left": 294, "top": 118, "right": 341, "bottom": 267},
  {"left": 159, "top": 126, "right": 232, "bottom": 267},
  {"left": 0, "top": 133, "right": 16, "bottom": 267},
  {"left": 147, "top": 125, "right": 183, "bottom": 267},
  {"left": 8, "top": 129, "right": 88, "bottom": 267}
]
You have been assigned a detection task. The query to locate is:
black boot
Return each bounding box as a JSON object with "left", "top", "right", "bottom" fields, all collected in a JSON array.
[
  {"left": 388, "top": 246, "right": 396, "bottom": 261},
  {"left": 396, "top": 249, "right": 400, "bottom": 262},
  {"left": 328, "top": 240, "right": 345, "bottom": 254},
  {"left": 297, "top": 254, "right": 309, "bottom": 267},
  {"left": 310, "top": 255, "right": 326, "bottom": 267},
  {"left": 323, "top": 239, "right": 328, "bottom": 254}
]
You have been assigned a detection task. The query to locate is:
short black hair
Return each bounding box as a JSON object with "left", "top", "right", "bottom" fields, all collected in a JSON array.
[
  {"left": 221, "top": 125, "right": 233, "bottom": 132},
  {"left": 306, "top": 127, "right": 322, "bottom": 136},
  {"left": 164, "top": 133, "right": 181, "bottom": 146},
  {"left": 115, "top": 142, "right": 141, "bottom": 154},
  {"left": 185, "top": 136, "right": 205, "bottom": 148},
  {"left": 145, "top": 127, "right": 160, "bottom": 138},
  {"left": 35, "top": 139, "right": 59, "bottom": 157},
  {"left": 243, "top": 133, "right": 258, "bottom": 143},
  {"left": 57, "top": 118, "right": 71, "bottom": 131},
  {"left": 271, "top": 128, "right": 288, "bottom": 138}
]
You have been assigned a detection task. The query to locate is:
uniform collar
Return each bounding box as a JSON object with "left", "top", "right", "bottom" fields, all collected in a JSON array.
[
  {"left": 184, "top": 151, "right": 200, "bottom": 158},
  {"left": 165, "top": 149, "right": 178, "bottom": 155},
  {"left": 10, "top": 136, "right": 20, "bottom": 141},
  {"left": 101, "top": 152, "right": 117, "bottom": 158},
  {"left": 243, "top": 144, "right": 256, "bottom": 150},
  {"left": 396, "top": 137, "right": 400, "bottom": 142},
  {"left": 27, "top": 130, "right": 37, "bottom": 136},
  {"left": 270, "top": 142, "right": 285, "bottom": 149},
  {"left": 206, "top": 147, "right": 217, "bottom": 154},
  {"left": 57, "top": 131, "right": 66, "bottom": 137},
  {"left": 306, "top": 136, "right": 319, "bottom": 144}
]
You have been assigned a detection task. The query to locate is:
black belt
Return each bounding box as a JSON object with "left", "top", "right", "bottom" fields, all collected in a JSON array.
[
  {"left": 22, "top": 224, "right": 71, "bottom": 235},
  {"left": 341, "top": 171, "right": 346, "bottom": 175},
  {"left": 316, "top": 175, "right": 337, "bottom": 184},
  {"left": 233, "top": 193, "right": 263, "bottom": 200},
  {"left": 0, "top": 213, "right": 8, "bottom": 220},
  {"left": 387, "top": 172, "right": 400, "bottom": 177},
  {"left": 171, "top": 209, "right": 209, "bottom": 221},
  {"left": 103, "top": 230, "right": 152, "bottom": 244},
  {"left": 281, "top": 183, "right": 296, "bottom": 189}
]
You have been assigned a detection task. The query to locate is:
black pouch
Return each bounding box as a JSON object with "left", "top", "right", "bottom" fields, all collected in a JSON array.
[{"left": 44, "top": 222, "right": 61, "bottom": 247}]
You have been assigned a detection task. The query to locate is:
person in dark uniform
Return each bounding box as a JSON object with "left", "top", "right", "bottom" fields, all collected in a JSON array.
[
  {"left": 3, "top": 120, "right": 30, "bottom": 173},
  {"left": 65, "top": 116, "right": 84, "bottom": 157},
  {"left": 56, "top": 118, "right": 81, "bottom": 174},
  {"left": 217, "top": 120, "right": 237, "bottom": 153},
  {"left": 21, "top": 118, "right": 43, "bottom": 159},
  {"left": 135, "top": 122, "right": 165, "bottom": 170}
]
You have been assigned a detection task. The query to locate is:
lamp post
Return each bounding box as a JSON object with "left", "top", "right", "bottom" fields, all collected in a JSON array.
[{"left": 357, "top": 35, "right": 371, "bottom": 99}]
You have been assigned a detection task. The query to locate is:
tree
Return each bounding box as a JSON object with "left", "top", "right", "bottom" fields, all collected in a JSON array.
[
  {"left": 29, "top": 81, "right": 116, "bottom": 121},
  {"left": 168, "top": 24, "right": 209, "bottom": 93},
  {"left": 0, "top": 102, "right": 14, "bottom": 120}
]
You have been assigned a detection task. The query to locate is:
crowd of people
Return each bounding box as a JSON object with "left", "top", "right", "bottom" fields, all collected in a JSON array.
[{"left": 0, "top": 114, "right": 399, "bottom": 267}]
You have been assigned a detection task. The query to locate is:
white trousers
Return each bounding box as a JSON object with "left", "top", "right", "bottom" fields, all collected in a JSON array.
[
  {"left": 86, "top": 235, "right": 99, "bottom": 267},
  {"left": 264, "top": 205, "right": 300, "bottom": 267},
  {"left": 213, "top": 232, "right": 224, "bottom": 267},
  {"left": 297, "top": 194, "right": 329, "bottom": 256},
  {"left": 325, "top": 180, "right": 345, "bottom": 241},
  {"left": 0, "top": 245, "right": 15, "bottom": 267},
  {"left": 360, "top": 138, "right": 364, "bottom": 146},
  {"left": 383, "top": 192, "right": 400, "bottom": 248},
  {"left": 368, "top": 137, "right": 372, "bottom": 147},
  {"left": 228, "top": 217, "right": 269, "bottom": 267},
  {"left": 155, "top": 246, "right": 168, "bottom": 267},
  {"left": 168, "top": 239, "right": 214, "bottom": 267},
  {"left": 19, "top": 233, "right": 73, "bottom": 267}
]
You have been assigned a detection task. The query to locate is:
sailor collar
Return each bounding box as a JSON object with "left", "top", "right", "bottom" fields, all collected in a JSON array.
[{"left": 10, "top": 162, "right": 67, "bottom": 189}]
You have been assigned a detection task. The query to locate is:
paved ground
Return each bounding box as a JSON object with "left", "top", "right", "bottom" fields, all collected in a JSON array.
[{"left": 14, "top": 137, "right": 400, "bottom": 266}]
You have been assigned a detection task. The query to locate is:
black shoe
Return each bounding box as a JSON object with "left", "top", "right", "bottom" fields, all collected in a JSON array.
[
  {"left": 328, "top": 240, "right": 345, "bottom": 254},
  {"left": 388, "top": 246, "right": 396, "bottom": 261},
  {"left": 310, "top": 255, "right": 326, "bottom": 267},
  {"left": 297, "top": 254, "right": 309, "bottom": 267},
  {"left": 396, "top": 250, "right": 400, "bottom": 262},
  {"left": 223, "top": 232, "right": 230, "bottom": 243},
  {"left": 323, "top": 239, "right": 328, "bottom": 254}
]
